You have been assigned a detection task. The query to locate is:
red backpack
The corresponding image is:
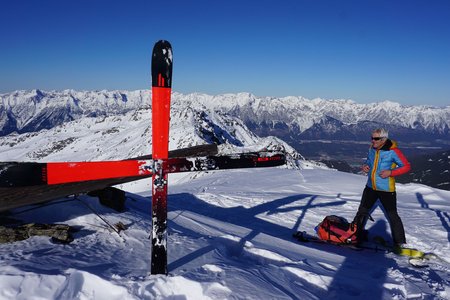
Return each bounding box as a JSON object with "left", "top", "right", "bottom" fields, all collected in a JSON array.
[{"left": 316, "top": 215, "right": 358, "bottom": 244}]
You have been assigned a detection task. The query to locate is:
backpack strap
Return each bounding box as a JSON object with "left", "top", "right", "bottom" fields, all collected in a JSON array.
[{"left": 323, "top": 221, "right": 347, "bottom": 243}]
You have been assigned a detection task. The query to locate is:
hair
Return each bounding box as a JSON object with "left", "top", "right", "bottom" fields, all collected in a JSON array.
[{"left": 372, "top": 128, "right": 389, "bottom": 139}]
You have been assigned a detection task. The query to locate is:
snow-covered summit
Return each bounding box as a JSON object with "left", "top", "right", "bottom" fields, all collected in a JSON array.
[{"left": 0, "top": 99, "right": 299, "bottom": 164}]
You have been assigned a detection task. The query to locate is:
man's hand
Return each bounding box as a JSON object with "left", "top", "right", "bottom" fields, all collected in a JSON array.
[
  {"left": 361, "top": 164, "right": 370, "bottom": 173},
  {"left": 379, "top": 170, "right": 392, "bottom": 178}
]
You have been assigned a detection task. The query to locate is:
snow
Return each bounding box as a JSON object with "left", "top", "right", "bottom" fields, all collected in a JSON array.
[
  {"left": 1, "top": 89, "right": 449, "bottom": 299},
  {"left": 1, "top": 167, "right": 449, "bottom": 299}
]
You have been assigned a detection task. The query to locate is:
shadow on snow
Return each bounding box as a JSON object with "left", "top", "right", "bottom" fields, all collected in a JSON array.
[
  {"left": 167, "top": 192, "right": 398, "bottom": 299},
  {"left": 416, "top": 192, "right": 450, "bottom": 243}
]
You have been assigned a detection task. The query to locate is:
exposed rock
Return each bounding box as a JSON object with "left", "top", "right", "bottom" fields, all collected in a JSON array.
[{"left": 0, "top": 223, "right": 74, "bottom": 244}]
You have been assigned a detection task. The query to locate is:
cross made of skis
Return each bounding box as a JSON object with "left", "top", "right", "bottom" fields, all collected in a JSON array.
[{"left": 0, "top": 40, "right": 286, "bottom": 275}]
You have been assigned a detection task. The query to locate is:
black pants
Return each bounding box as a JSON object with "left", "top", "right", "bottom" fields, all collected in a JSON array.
[{"left": 354, "top": 186, "right": 406, "bottom": 244}]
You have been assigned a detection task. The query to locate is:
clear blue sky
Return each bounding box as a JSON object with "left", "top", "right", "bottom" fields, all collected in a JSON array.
[{"left": 1, "top": 0, "right": 449, "bottom": 106}]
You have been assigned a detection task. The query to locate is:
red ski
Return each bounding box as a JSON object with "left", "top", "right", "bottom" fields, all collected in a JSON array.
[
  {"left": 150, "top": 40, "right": 173, "bottom": 275},
  {"left": 47, "top": 160, "right": 153, "bottom": 184}
]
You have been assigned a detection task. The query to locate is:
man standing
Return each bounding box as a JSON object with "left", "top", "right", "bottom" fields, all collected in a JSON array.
[{"left": 353, "top": 128, "right": 411, "bottom": 247}]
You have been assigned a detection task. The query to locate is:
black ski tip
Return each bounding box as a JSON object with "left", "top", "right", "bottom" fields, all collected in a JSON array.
[
  {"left": 0, "top": 162, "right": 46, "bottom": 187},
  {"left": 154, "top": 40, "right": 172, "bottom": 49},
  {"left": 152, "top": 40, "right": 173, "bottom": 88},
  {"left": 293, "top": 231, "right": 310, "bottom": 242}
]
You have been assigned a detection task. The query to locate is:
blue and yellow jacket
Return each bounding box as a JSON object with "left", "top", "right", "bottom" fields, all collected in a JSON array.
[{"left": 365, "top": 139, "right": 411, "bottom": 192}]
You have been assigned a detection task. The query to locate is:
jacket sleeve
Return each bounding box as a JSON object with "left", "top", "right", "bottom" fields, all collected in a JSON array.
[{"left": 390, "top": 148, "right": 411, "bottom": 176}]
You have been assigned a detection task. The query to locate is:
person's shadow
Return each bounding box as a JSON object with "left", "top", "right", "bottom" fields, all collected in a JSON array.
[
  {"left": 325, "top": 219, "right": 393, "bottom": 300},
  {"left": 416, "top": 192, "right": 450, "bottom": 242}
]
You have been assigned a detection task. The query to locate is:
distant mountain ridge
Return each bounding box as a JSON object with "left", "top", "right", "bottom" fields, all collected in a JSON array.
[
  {"left": 0, "top": 90, "right": 148, "bottom": 135},
  {"left": 1, "top": 89, "right": 449, "bottom": 139}
]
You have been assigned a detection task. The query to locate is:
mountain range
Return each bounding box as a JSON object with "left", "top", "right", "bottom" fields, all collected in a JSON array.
[
  {"left": 1, "top": 89, "right": 448, "bottom": 189},
  {"left": 2, "top": 90, "right": 449, "bottom": 137}
]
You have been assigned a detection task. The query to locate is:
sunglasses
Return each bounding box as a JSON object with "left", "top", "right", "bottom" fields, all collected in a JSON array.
[{"left": 371, "top": 137, "right": 384, "bottom": 141}]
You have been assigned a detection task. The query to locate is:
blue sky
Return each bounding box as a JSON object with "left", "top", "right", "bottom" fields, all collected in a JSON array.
[{"left": 1, "top": 0, "right": 449, "bottom": 106}]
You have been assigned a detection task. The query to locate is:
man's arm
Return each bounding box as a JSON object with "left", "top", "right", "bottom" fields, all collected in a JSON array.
[{"left": 390, "top": 148, "right": 411, "bottom": 176}]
